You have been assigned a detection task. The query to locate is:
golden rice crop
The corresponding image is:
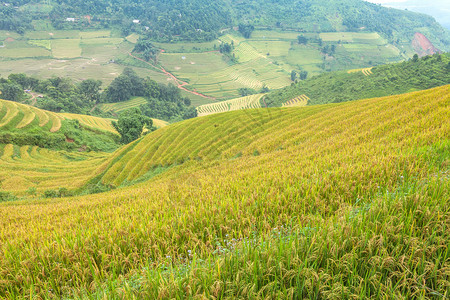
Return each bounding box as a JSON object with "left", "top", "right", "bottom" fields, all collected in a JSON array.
[
  {"left": 0, "top": 99, "right": 119, "bottom": 134},
  {"left": 0, "top": 85, "right": 448, "bottom": 298}
]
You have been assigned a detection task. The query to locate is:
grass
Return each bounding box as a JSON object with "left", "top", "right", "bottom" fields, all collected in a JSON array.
[
  {"left": 0, "top": 85, "right": 448, "bottom": 298},
  {"left": 51, "top": 39, "right": 81, "bottom": 58}
]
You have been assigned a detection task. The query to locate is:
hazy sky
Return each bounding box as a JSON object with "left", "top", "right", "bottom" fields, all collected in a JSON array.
[{"left": 365, "top": 0, "right": 450, "bottom": 29}]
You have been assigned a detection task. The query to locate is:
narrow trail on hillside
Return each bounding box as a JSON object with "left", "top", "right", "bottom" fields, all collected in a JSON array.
[
  {"left": 25, "top": 91, "right": 37, "bottom": 106},
  {"left": 128, "top": 53, "right": 216, "bottom": 100}
]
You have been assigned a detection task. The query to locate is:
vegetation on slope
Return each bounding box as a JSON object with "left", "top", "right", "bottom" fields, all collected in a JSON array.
[
  {"left": 0, "top": 85, "right": 448, "bottom": 298},
  {"left": 266, "top": 53, "right": 450, "bottom": 106},
  {"left": 6, "top": 0, "right": 449, "bottom": 49},
  {"left": 0, "top": 99, "right": 120, "bottom": 152}
]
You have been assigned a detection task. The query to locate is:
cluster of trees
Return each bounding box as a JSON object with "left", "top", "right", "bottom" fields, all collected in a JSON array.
[
  {"left": 1, "top": 68, "right": 197, "bottom": 122},
  {"left": 266, "top": 53, "right": 450, "bottom": 107},
  {"left": 112, "top": 108, "right": 153, "bottom": 144},
  {"left": 105, "top": 68, "right": 197, "bottom": 121},
  {"left": 132, "top": 39, "right": 159, "bottom": 62},
  {"left": 0, "top": 5, "right": 32, "bottom": 34},
  {"left": 0, "top": 74, "right": 102, "bottom": 114},
  {"left": 290, "top": 70, "right": 308, "bottom": 81},
  {"left": 238, "top": 24, "right": 255, "bottom": 39},
  {"left": 219, "top": 42, "right": 233, "bottom": 54}
]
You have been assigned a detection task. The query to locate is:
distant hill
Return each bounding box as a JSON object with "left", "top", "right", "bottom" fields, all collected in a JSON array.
[
  {"left": 5, "top": 0, "right": 450, "bottom": 51},
  {"left": 265, "top": 53, "right": 450, "bottom": 107}
]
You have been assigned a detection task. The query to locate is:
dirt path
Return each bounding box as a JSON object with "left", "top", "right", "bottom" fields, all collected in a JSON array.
[
  {"left": 128, "top": 52, "right": 216, "bottom": 100},
  {"left": 90, "top": 103, "right": 98, "bottom": 113},
  {"left": 25, "top": 91, "right": 38, "bottom": 106}
]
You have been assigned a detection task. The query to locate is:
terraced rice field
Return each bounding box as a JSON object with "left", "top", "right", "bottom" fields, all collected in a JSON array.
[
  {"left": 59, "top": 113, "right": 117, "bottom": 133},
  {"left": 196, "top": 94, "right": 263, "bottom": 116},
  {"left": 0, "top": 99, "right": 116, "bottom": 133},
  {"left": 0, "top": 144, "right": 109, "bottom": 194},
  {"left": 348, "top": 67, "right": 373, "bottom": 76},
  {"left": 319, "top": 32, "right": 385, "bottom": 44},
  {"left": 0, "top": 85, "right": 448, "bottom": 298},
  {"left": 100, "top": 97, "right": 149, "bottom": 114},
  {"left": 282, "top": 94, "right": 310, "bottom": 107}
]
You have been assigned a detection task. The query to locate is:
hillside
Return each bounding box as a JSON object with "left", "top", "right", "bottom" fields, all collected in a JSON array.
[
  {"left": 0, "top": 99, "right": 120, "bottom": 151},
  {"left": 6, "top": 0, "right": 450, "bottom": 49},
  {"left": 266, "top": 52, "right": 450, "bottom": 106},
  {"left": 1, "top": 1, "right": 449, "bottom": 100},
  {"left": 0, "top": 85, "right": 448, "bottom": 298}
]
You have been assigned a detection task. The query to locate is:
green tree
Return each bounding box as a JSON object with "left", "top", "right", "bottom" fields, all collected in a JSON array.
[
  {"left": 291, "top": 70, "right": 297, "bottom": 81},
  {"left": 299, "top": 71, "right": 308, "bottom": 80},
  {"left": 112, "top": 108, "right": 153, "bottom": 144},
  {"left": 297, "top": 35, "right": 307, "bottom": 44},
  {"left": 78, "top": 79, "right": 102, "bottom": 103},
  {"left": 0, "top": 82, "right": 24, "bottom": 101}
]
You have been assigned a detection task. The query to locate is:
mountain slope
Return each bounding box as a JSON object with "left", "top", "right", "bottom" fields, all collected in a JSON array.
[
  {"left": 265, "top": 52, "right": 450, "bottom": 106},
  {"left": 0, "top": 98, "right": 120, "bottom": 151},
  {"left": 8, "top": 0, "right": 450, "bottom": 51},
  {"left": 0, "top": 85, "right": 448, "bottom": 298}
]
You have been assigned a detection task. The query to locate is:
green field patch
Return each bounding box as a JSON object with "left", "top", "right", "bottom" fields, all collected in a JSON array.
[
  {"left": 125, "top": 33, "right": 139, "bottom": 44},
  {"left": 80, "top": 38, "right": 123, "bottom": 46},
  {"left": 343, "top": 44, "right": 378, "bottom": 51},
  {"left": 28, "top": 39, "right": 52, "bottom": 50},
  {"left": 0, "top": 47, "right": 51, "bottom": 58},
  {"left": 0, "top": 31, "right": 20, "bottom": 41},
  {"left": 154, "top": 41, "right": 218, "bottom": 53},
  {"left": 25, "top": 30, "right": 80, "bottom": 40},
  {"left": 218, "top": 33, "right": 245, "bottom": 45},
  {"left": 24, "top": 31, "right": 54, "bottom": 40},
  {"left": 159, "top": 52, "right": 229, "bottom": 74},
  {"left": 100, "top": 97, "right": 149, "bottom": 113},
  {"left": 251, "top": 30, "right": 299, "bottom": 41},
  {"left": 3, "top": 40, "right": 32, "bottom": 49},
  {"left": 80, "top": 31, "right": 111, "bottom": 39},
  {"left": 248, "top": 40, "right": 291, "bottom": 57},
  {"left": 52, "top": 39, "right": 81, "bottom": 58},
  {"left": 233, "top": 42, "right": 264, "bottom": 62},
  {"left": 285, "top": 45, "right": 323, "bottom": 65},
  {"left": 320, "top": 32, "right": 383, "bottom": 43}
]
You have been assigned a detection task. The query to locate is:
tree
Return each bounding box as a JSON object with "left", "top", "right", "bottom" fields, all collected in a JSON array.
[
  {"left": 112, "top": 108, "right": 153, "bottom": 144},
  {"left": 238, "top": 24, "right": 255, "bottom": 38},
  {"left": 0, "top": 82, "right": 24, "bottom": 101},
  {"left": 78, "top": 79, "right": 102, "bottom": 103},
  {"left": 297, "top": 35, "right": 307, "bottom": 45},
  {"left": 299, "top": 71, "right": 308, "bottom": 80},
  {"left": 412, "top": 54, "right": 419, "bottom": 62},
  {"left": 291, "top": 70, "right": 297, "bottom": 81},
  {"left": 105, "top": 75, "right": 133, "bottom": 102}
]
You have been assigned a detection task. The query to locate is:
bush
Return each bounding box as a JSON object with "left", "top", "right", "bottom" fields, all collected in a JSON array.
[{"left": 0, "top": 191, "right": 17, "bottom": 202}]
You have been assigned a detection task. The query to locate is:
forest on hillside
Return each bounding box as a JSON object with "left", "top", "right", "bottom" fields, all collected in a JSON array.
[
  {"left": 266, "top": 53, "right": 450, "bottom": 106},
  {"left": 1, "top": 0, "right": 449, "bottom": 48}
]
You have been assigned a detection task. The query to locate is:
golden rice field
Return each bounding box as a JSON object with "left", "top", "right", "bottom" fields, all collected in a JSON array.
[
  {"left": 0, "top": 144, "right": 110, "bottom": 195},
  {"left": 0, "top": 99, "right": 117, "bottom": 133},
  {"left": 347, "top": 67, "right": 373, "bottom": 76},
  {"left": 0, "top": 85, "right": 449, "bottom": 298},
  {"left": 196, "top": 94, "right": 263, "bottom": 116}
]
